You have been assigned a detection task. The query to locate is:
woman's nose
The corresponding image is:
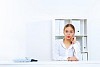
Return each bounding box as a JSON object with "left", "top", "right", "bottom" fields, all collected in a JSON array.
[{"left": 67, "top": 32, "right": 70, "bottom": 35}]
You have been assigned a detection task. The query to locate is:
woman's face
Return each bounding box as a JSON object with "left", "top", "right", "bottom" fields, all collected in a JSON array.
[{"left": 63, "top": 26, "right": 75, "bottom": 40}]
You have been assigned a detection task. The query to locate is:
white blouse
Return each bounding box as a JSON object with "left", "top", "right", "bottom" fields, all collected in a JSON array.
[{"left": 52, "top": 39, "right": 82, "bottom": 61}]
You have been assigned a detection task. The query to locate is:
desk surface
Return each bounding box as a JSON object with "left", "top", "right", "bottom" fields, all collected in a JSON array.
[{"left": 0, "top": 61, "right": 100, "bottom": 65}]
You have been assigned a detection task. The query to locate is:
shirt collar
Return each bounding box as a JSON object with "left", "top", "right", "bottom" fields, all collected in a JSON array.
[{"left": 61, "top": 41, "right": 73, "bottom": 49}]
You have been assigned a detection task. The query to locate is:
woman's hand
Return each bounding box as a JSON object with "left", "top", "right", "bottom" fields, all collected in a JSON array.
[
  {"left": 71, "top": 37, "right": 76, "bottom": 44},
  {"left": 67, "top": 56, "right": 78, "bottom": 61}
]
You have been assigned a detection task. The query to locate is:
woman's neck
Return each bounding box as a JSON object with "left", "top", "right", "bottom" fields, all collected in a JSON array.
[{"left": 63, "top": 38, "right": 71, "bottom": 48}]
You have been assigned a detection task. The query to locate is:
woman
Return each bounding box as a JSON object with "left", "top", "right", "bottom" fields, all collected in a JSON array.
[{"left": 53, "top": 24, "right": 82, "bottom": 61}]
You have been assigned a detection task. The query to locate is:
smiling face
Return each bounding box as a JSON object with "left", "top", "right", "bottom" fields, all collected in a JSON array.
[{"left": 63, "top": 24, "right": 75, "bottom": 40}]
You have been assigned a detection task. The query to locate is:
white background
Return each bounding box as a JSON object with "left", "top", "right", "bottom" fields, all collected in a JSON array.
[{"left": 0, "top": 0, "right": 100, "bottom": 61}]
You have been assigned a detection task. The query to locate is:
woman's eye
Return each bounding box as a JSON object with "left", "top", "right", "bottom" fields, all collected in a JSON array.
[
  {"left": 70, "top": 31, "right": 73, "bottom": 33},
  {"left": 65, "top": 30, "right": 74, "bottom": 33},
  {"left": 66, "top": 31, "right": 68, "bottom": 33}
]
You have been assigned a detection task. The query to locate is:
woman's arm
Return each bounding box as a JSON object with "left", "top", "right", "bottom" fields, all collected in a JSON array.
[
  {"left": 52, "top": 40, "right": 67, "bottom": 61},
  {"left": 73, "top": 41, "right": 82, "bottom": 61},
  {"left": 67, "top": 41, "right": 82, "bottom": 61},
  {"left": 67, "top": 56, "right": 78, "bottom": 61}
]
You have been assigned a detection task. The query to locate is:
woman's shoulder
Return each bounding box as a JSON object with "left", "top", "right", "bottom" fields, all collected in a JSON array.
[
  {"left": 55, "top": 39, "right": 63, "bottom": 45},
  {"left": 75, "top": 41, "right": 80, "bottom": 44},
  {"left": 55, "top": 39, "right": 63, "bottom": 43},
  {"left": 73, "top": 41, "right": 80, "bottom": 47}
]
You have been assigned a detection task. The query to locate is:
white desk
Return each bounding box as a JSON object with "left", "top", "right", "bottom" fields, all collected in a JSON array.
[{"left": 0, "top": 61, "right": 100, "bottom": 67}]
